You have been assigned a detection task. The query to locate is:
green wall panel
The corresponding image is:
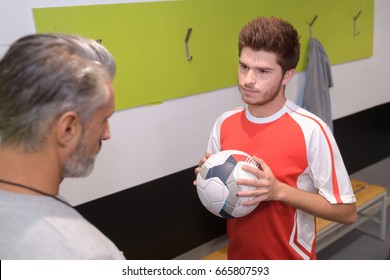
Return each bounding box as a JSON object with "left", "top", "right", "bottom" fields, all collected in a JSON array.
[{"left": 33, "top": 0, "right": 373, "bottom": 111}]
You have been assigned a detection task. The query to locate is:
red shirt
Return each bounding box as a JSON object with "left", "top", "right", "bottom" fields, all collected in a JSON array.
[{"left": 207, "top": 100, "right": 355, "bottom": 259}]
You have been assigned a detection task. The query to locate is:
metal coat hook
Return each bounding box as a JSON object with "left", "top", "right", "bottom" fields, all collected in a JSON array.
[
  {"left": 354, "top": 11, "right": 362, "bottom": 36},
  {"left": 309, "top": 15, "right": 318, "bottom": 38},
  {"left": 185, "top": 28, "right": 193, "bottom": 61}
]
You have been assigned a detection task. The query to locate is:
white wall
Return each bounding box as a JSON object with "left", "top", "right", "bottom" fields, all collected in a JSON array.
[{"left": 1, "top": 0, "right": 389, "bottom": 205}]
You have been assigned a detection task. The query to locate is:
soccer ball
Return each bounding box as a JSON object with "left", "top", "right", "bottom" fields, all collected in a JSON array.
[{"left": 196, "top": 150, "right": 260, "bottom": 218}]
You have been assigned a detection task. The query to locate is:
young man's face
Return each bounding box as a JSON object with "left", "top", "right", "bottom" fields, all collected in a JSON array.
[{"left": 238, "top": 47, "right": 291, "bottom": 110}]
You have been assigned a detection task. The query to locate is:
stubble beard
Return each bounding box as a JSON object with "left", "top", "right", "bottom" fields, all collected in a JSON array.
[
  {"left": 240, "top": 82, "right": 283, "bottom": 106},
  {"left": 62, "top": 131, "right": 100, "bottom": 178}
]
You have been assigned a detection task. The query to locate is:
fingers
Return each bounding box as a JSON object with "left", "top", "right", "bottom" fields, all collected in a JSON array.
[
  {"left": 194, "top": 152, "right": 212, "bottom": 186},
  {"left": 193, "top": 166, "right": 202, "bottom": 186},
  {"left": 242, "top": 197, "right": 264, "bottom": 206},
  {"left": 195, "top": 152, "right": 212, "bottom": 174},
  {"left": 194, "top": 166, "right": 201, "bottom": 175},
  {"left": 237, "top": 184, "right": 269, "bottom": 206},
  {"left": 199, "top": 152, "right": 212, "bottom": 166},
  {"left": 238, "top": 185, "right": 269, "bottom": 206},
  {"left": 253, "top": 155, "right": 268, "bottom": 171},
  {"left": 236, "top": 156, "right": 275, "bottom": 204}
]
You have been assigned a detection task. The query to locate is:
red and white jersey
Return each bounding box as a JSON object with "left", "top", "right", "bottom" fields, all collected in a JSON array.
[{"left": 207, "top": 99, "right": 356, "bottom": 260}]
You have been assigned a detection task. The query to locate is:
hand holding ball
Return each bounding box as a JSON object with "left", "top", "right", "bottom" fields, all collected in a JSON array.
[{"left": 196, "top": 150, "right": 260, "bottom": 218}]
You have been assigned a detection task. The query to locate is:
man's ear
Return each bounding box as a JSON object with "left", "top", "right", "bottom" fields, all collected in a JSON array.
[
  {"left": 282, "top": 69, "right": 295, "bottom": 85},
  {"left": 55, "top": 111, "right": 81, "bottom": 147}
]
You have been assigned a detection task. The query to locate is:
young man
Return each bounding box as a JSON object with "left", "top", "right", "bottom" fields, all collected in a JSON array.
[
  {"left": 195, "top": 17, "right": 357, "bottom": 260},
  {"left": 0, "top": 34, "right": 125, "bottom": 259}
]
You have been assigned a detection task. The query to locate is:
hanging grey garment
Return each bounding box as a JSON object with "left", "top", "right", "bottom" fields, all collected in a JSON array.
[{"left": 303, "top": 38, "right": 334, "bottom": 132}]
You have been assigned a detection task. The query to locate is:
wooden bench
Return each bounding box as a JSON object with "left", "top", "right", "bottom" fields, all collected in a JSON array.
[
  {"left": 202, "top": 179, "right": 388, "bottom": 259},
  {"left": 316, "top": 179, "right": 387, "bottom": 251}
]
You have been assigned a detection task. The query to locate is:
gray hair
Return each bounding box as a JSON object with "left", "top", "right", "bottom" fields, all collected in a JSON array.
[{"left": 0, "top": 33, "right": 116, "bottom": 151}]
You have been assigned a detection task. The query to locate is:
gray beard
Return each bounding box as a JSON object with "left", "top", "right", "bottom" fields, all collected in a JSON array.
[
  {"left": 62, "top": 152, "right": 96, "bottom": 178},
  {"left": 62, "top": 133, "right": 99, "bottom": 178}
]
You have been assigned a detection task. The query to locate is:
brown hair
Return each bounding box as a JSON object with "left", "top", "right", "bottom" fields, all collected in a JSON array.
[{"left": 238, "top": 16, "right": 300, "bottom": 74}]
